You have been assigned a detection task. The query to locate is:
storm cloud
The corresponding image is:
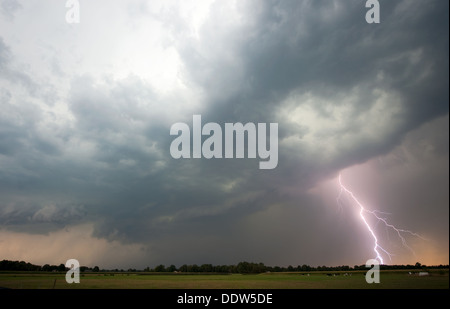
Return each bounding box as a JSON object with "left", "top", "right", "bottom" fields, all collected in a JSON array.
[{"left": 0, "top": 0, "right": 448, "bottom": 269}]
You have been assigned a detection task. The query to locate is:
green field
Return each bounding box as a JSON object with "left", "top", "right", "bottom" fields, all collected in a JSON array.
[{"left": 0, "top": 270, "right": 448, "bottom": 289}]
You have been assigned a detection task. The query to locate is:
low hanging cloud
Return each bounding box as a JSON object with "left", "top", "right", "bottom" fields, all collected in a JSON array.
[{"left": 0, "top": 223, "right": 149, "bottom": 269}]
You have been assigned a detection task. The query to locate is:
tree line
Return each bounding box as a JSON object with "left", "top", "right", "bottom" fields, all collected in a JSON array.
[
  {"left": 0, "top": 260, "right": 100, "bottom": 272},
  {"left": 145, "top": 261, "right": 448, "bottom": 274},
  {"left": 1, "top": 259, "right": 448, "bottom": 273}
]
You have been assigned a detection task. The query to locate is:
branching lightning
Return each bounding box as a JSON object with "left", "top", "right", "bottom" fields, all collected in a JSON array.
[{"left": 337, "top": 173, "right": 425, "bottom": 264}]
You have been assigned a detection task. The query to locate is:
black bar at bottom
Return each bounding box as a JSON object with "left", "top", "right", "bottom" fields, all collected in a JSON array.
[{"left": 1, "top": 288, "right": 447, "bottom": 307}]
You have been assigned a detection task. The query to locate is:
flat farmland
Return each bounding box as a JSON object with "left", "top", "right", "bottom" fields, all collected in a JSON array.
[{"left": 0, "top": 270, "right": 448, "bottom": 289}]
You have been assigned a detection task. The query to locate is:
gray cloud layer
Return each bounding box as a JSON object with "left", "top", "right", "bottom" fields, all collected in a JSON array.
[{"left": 0, "top": 0, "right": 448, "bottom": 268}]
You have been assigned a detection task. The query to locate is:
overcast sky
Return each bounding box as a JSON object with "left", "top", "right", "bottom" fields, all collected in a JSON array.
[{"left": 0, "top": 0, "right": 448, "bottom": 269}]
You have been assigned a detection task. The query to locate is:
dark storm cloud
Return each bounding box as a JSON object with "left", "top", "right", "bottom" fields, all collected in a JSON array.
[
  {"left": 97, "top": 2, "right": 448, "bottom": 251},
  {"left": 176, "top": 0, "right": 448, "bottom": 143},
  {"left": 0, "top": 0, "right": 448, "bottom": 267},
  {"left": 160, "top": 0, "right": 448, "bottom": 193}
]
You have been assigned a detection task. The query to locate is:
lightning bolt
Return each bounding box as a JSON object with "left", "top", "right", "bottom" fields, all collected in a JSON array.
[{"left": 337, "top": 173, "right": 425, "bottom": 264}]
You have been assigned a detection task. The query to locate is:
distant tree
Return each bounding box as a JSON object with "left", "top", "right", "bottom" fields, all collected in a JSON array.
[
  {"left": 256, "top": 263, "right": 266, "bottom": 273},
  {"left": 236, "top": 262, "right": 266, "bottom": 274},
  {"left": 155, "top": 264, "right": 165, "bottom": 272},
  {"left": 228, "top": 265, "right": 237, "bottom": 273},
  {"left": 237, "top": 262, "right": 250, "bottom": 274},
  {"left": 301, "top": 264, "right": 311, "bottom": 272},
  {"left": 215, "top": 265, "right": 230, "bottom": 273},
  {"left": 93, "top": 266, "right": 100, "bottom": 272},
  {"left": 200, "top": 264, "right": 213, "bottom": 272}
]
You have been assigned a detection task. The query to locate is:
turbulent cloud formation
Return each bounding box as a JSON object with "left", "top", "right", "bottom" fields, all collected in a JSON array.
[{"left": 0, "top": 0, "right": 448, "bottom": 269}]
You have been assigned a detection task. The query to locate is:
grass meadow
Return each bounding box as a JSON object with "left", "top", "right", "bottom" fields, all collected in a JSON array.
[{"left": 0, "top": 269, "right": 448, "bottom": 289}]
